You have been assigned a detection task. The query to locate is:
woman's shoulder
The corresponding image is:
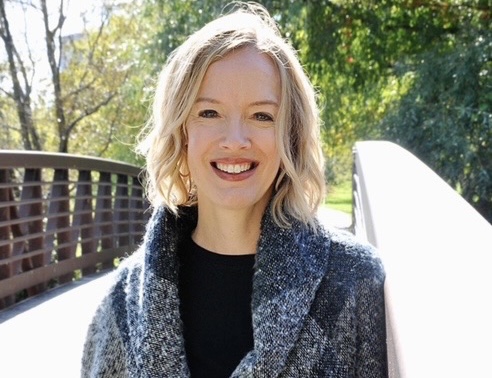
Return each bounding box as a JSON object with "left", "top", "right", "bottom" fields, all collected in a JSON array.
[
  {"left": 95, "top": 247, "right": 146, "bottom": 306},
  {"left": 117, "top": 246, "right": 145, "bottom": 275},
  {"left": 317, "top": 223, "right": 385, "bottom": 282}
]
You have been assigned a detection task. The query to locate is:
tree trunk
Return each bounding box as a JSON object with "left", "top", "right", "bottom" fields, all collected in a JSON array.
[
  {"left": 40, "top": 0, "right": 68, "bottom": 152},
  {"left": 0, "top": 0, "right": 41, "bottom": 150}
]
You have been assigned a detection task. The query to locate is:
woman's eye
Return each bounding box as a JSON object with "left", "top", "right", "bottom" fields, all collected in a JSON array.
[
  {"left": 254, "top": 112, "right": 274, "bottom": 122},
  {"left": 198, "top": 109, "right": 218, "bottom": 118}
]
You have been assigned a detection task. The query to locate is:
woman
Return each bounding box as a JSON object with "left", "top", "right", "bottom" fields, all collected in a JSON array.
[{"left": 82, "top": 3, "right": 387, "bottom": 377}]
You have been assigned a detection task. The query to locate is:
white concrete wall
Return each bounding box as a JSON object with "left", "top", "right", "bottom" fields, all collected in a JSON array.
[{"left": 353, "top": 141, "right": 492, "bottom": 378}]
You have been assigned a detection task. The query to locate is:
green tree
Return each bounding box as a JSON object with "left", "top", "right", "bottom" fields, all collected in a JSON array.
[
  {"left": 292, "top": 0, "right": 491, "bottom": 222},
  {"left": 143, "top": 0, "right": 304, "bottom": 69},
  {"left": 382, "top": 26, "right": 491, "bottom": 221},
  {"left": 295, "top": 0, "right": 461, "bottom": 181},
  {"left": 142, "top": 0, "right": 223, "bottom": 71},
  {"left": 57, "top": 4, "right": 151, "bottom": 163},
  {"left": 0, "top": 0, "right": 148, "bottom": 159}
]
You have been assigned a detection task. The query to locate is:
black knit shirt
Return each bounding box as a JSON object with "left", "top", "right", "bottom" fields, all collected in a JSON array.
[{"left": 178, "top": 237, "right": 255, "bottom": 378}]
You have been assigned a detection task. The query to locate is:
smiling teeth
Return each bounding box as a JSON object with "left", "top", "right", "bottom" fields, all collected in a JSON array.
[{"left": 216, "top": 163, "right": 252, "bottom": 174}]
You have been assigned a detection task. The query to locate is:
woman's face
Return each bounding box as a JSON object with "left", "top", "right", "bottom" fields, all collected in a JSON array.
[{"left": 185, "top": 46, "right": 281, "bottom": 213}]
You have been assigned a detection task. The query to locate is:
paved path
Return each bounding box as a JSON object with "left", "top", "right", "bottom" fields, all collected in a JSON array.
[
  {"left": 317, "top": 206, "right": 352, "bottom": 230},
  {"left": 0, "top": 273, "right": 114, "bottom": 378},
  {"left": 0, "top": 207, "right": 350, "bottom": 377}
]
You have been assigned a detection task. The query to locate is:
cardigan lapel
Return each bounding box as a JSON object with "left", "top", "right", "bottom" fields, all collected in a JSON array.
[
  {"left": 233, "top": 212, "right": 331, "bottom": 377},
  {"left": 132, "top": 206, "right": 197, "bottom": 377}
]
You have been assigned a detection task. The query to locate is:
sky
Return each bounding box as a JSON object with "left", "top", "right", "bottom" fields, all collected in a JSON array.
[
  {"left": 6, "top": 0, "right": 102, "bottom": 40},
  {"left": 1, "top": 0, "right": 104, "bottom": 92}
]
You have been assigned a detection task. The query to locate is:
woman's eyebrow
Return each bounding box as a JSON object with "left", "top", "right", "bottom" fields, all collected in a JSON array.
[
  {"left": 195, "top": 97, "right": 221, "bottom": 104},
  {"left": 194, "top": 98, "right": 279, "bottom": 107},
  {"left": 250, "top": 100, "right": 279, "bottom": 108}
]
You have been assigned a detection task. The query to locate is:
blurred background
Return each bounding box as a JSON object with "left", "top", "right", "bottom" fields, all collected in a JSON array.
[{"left": 0, "top": 0, "right": 490, "bottom": 223}]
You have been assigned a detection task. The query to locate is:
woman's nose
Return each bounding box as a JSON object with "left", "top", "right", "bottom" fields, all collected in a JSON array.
[{"left": 219, "top": 119, "right": 251, "bottom": 150}]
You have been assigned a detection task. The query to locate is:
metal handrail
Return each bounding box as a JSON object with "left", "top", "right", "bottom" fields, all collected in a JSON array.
[{"left": 0, "top": 150, "right": 149, "bottom": 310}]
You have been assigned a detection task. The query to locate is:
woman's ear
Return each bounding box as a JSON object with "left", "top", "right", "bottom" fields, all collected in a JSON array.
[{"left": 182, "top": 123, "right": 189, "bottom": 147}]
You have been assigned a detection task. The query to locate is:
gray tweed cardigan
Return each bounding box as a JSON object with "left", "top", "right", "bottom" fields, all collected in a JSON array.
[{"left": 82, "top": 205, "right": 387, "bottom": 377}]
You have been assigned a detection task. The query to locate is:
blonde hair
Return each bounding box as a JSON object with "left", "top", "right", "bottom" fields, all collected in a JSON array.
[{"left": 137, "top": 2, "right": 325, "bottom": 228}]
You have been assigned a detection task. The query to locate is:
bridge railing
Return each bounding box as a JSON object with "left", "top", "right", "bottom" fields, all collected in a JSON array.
[
  {"left": 0, "top": 150, "right": 149, "bottom": 309},
  {"left": 353, "top": 141, "right": 492, "bottom": 378}
]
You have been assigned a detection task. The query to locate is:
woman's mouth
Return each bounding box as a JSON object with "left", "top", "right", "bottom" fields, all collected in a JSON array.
[
  {"left": 212, "top": 161, "right": 257, "bottom": 175},
  {"left": 215, "top": 163, "right": 253, "bottom": 174}
]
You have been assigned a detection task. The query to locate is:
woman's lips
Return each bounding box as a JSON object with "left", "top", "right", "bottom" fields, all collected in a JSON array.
[{"left": 211, "top": 160, "right": 258, "bottom": 181}]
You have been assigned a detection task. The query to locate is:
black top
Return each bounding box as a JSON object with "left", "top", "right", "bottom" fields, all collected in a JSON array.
[{"left": 178, "top": 237, "right": 255, "bottom": 378}]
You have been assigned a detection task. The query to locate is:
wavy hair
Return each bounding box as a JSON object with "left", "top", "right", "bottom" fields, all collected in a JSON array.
[{"left": 137, "top": 2, "right": 325, "bottom": 228}]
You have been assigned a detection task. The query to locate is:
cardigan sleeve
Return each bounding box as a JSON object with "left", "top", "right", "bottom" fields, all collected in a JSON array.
[
  {"left": 354, "top": 253, "right": 388, "bottom": 377},
  {"left": 81, "top": 275, "right": 130, "bottom": 378}
]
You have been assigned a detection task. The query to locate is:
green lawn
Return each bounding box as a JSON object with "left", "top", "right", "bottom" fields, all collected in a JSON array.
[{"left": 325, "top": 180, "right": 352, "bottom": 214}]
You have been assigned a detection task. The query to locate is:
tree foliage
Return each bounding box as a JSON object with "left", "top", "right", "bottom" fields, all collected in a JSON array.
[
  {"left": 57, "top": 5, "right": 150, "bottom": 161},
  {"left": 0, "top": 0, "right": 148, "bottom": 160},
  {"left": 381, "top": 5, "right": 491, "bottom": 221},
  {"left": 277, "top": 0, "right": 491, "bottom": 220}
]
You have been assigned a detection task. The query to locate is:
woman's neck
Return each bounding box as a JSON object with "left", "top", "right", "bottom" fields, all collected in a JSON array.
[{"left": 192, "top": 205, "right": 265, "bottom": 255}]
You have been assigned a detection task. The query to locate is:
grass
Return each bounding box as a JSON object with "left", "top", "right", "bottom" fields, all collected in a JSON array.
[{"left": 325, "top": 180, "right": 352, "bottom": 214}]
